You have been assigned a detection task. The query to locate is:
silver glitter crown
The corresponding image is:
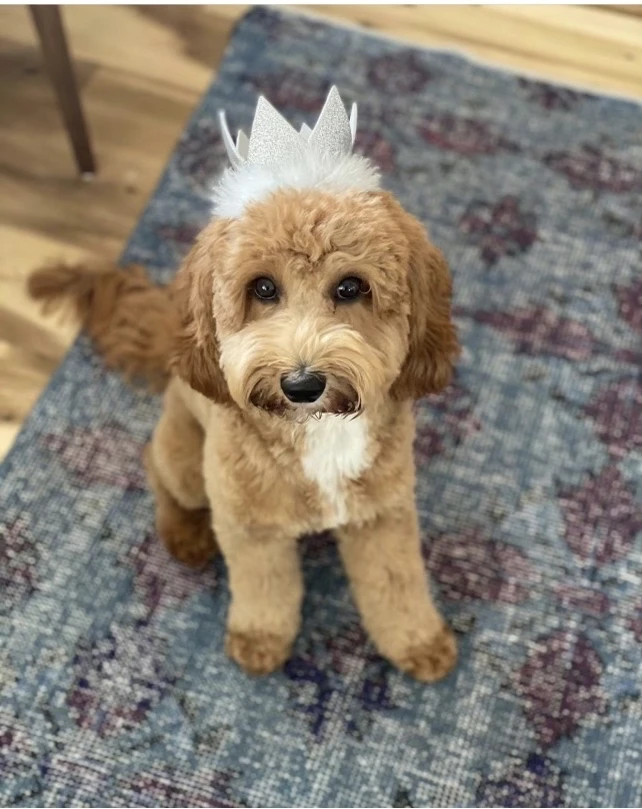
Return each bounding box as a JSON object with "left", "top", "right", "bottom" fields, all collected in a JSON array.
[{"left": 219, "top": 86, "right": 357, "bottom": 169}]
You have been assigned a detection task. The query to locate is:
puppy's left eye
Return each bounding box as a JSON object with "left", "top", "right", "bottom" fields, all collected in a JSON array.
[
  {"left": 334, "top": 276, "right": 369, "bottom": 302},
  {"left": 252, "top": 277, "right": 279, "bottom": 301}
]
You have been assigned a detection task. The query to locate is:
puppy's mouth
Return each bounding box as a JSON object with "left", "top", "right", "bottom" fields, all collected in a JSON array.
[{"left": 249, "top": 372, "right": 361, "bottom": 419}]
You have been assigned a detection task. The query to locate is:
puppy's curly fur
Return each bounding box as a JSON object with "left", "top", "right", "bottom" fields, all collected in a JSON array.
[
  {"left": 30, "top": 189, "right": 460, "bottom": 681},
  {"left": 28, "top": 260, "right": 178, "bottom": 390}
]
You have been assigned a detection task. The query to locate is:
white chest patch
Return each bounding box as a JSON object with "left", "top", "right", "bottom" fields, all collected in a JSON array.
[{"left": 301, "top": 415, "right": 370, "bottom": 526}]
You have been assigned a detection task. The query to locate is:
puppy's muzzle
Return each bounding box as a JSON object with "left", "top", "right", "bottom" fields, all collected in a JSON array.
[{"left": 280, "top": 370, "right": 326, "bottom": 403}]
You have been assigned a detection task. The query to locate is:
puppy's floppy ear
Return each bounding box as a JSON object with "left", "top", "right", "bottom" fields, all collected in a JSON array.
[
  {"left": 385, "top": 197, "right": 460, "bottom": 400},
  {"left": 170, "top": 220, "right": 232, "bottom": 404}
]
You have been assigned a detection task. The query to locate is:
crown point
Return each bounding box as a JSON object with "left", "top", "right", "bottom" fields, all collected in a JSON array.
[
  {"left": 247, "top": 94, "right": 305, "bottom": 165},
  {"left": 308, "top": 85, "right": 352, "bottom": 158},
  {"left": 219, "top": 110, "right": 243, "bottom": 169},
  {"left": 236, "top": 129, "right": 249, "bottom": 160},
  {"left": 349, "top": 103, "right": 357, "bottom": 144}
]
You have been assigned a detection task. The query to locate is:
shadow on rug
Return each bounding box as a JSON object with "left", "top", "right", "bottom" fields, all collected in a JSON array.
[{"left": 2, "top": 7, "right": 642, "bottom": 807}]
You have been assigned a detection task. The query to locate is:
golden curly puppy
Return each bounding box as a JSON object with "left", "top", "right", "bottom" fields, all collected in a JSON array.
[{"left": 30, "top": 89, "right": 460, "bottom": 681}]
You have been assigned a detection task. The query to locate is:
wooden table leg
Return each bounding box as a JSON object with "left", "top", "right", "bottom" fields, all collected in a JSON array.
[{"left": 29, "top": 5, "right": 97, "bottom": 176}]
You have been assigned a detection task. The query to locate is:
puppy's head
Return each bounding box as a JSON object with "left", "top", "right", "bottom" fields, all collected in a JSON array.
[{"left": 171, "top": 189, "right": 458, "bottom": 419}]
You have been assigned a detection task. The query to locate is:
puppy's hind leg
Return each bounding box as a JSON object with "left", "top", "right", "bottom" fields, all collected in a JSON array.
[{"left": 144, "top": 380, "right": 217, "bottom": 568}]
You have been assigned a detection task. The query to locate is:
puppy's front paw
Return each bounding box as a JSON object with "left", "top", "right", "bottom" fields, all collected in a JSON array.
[
  {"left": 225, "top": 630, "right": 292, "bottom": 676},
  {"left": 397, "top": 625, "right": 458, "bottom": 683}
]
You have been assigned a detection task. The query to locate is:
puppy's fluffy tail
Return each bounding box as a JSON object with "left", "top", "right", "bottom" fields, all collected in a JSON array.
[{"left": 28, "top": 259, "right": 179, "bottom": 388}]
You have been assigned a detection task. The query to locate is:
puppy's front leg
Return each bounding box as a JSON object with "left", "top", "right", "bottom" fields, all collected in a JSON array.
[
  {"left": 217, "top": 525, "right": 303, "bottom": 676},
  {"left": 337, "top": 508, "right": 457, "bottom": 682}
]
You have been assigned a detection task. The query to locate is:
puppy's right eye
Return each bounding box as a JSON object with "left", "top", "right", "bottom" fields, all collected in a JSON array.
[{"left": 252, "top": 277, "right": 279, "bottom": 302}]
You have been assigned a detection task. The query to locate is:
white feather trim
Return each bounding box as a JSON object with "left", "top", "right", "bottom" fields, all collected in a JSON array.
[{"left": 211, "top": 153, "right": 381, "bottom": 219}]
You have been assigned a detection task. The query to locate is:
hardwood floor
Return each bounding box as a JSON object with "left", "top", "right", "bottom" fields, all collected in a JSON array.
[{"left": 1, "top": 4, "right": 641, "bottom": 461}]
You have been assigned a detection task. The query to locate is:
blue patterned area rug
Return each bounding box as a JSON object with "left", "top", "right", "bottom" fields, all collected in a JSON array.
[{"left": 3, "top": 8, "right": 642, "bottom": 807}]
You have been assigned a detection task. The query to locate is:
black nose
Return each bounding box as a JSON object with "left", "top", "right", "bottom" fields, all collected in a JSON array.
[{"left": 280, "top": 371, "right": 326, "bottom": 403}]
